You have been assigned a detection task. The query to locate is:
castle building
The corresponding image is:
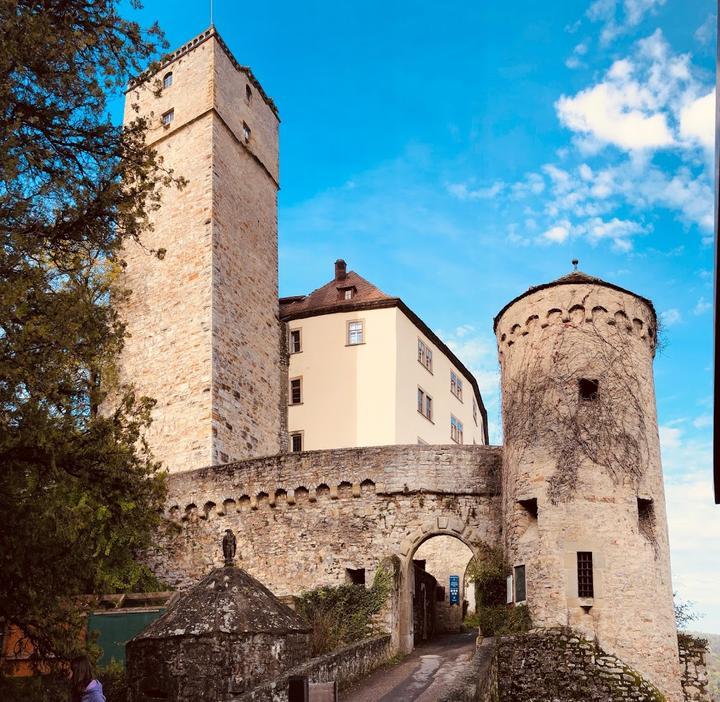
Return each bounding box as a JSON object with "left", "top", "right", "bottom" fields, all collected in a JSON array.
[
  {"left": 118, "top": 28, "right": 687, "bottom": 702},
  {"left": 280, "top": 259, "right": 488, "bottom": 451},
  {"left": 119, "top": 28, "right": 283, "bottom": 474}
]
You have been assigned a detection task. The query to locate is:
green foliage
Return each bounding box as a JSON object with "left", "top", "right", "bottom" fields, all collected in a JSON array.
[
  {"left": 466, "top": 548, "right": 532, "bottom": 635},
  {"left": 673, "top": 592, "right": 701, "bottom": 631},
  {"left": 474, "top": 604, "right": 532, "bottom": 636},
  {"left": 295, "top": 565, "right": 393, "bottom": 656},
  {"left": 0, "top": 663, "right": 129, "bottom": 702},
  {"left": 0, "top": 0, "right": 181, "bottom": 664}
]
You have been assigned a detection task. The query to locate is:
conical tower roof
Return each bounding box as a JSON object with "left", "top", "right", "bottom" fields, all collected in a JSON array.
[
  {"left": 493, "top": 266, "right": 656, "bottom": 331},
  {"left": 131, "top": 567, "right": 310, "bottom": 640}
]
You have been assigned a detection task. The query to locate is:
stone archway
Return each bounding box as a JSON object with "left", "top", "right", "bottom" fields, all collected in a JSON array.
[{"left": 395, "top": 516, "right": 489, "bottom": 653}]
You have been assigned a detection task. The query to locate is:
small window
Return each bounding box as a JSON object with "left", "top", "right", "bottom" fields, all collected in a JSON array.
[
  {"left": 242, "top": 121, "right": 251, "bottom": 143},
  {"left": 161, "top": 109, "right": 174, "bottom": 126},
  {"left": 290, "top": 432, "right": 303, "bottom": 452},
  {"left": 347, "top": 320, "right": 364, "bottom": 345},
  {"left": 518, "top": 497, "right": 538, "bottom": 519},
  {"left": 289, "top": 329, "right": 302, "bottom": 354},
  {"left": 514, "top": 565, "right": 526, "bottom": 603},
  {"left": 418, "top": 338, "right": 433, "bottom": 372},
  {"left": 338, "top": 286, "right": 356, "bottom": 300},
  {"left": 345, "top": 568, "right": 365, "bottom": 586},
  {"left": 451, "top": 416, "right": 464, "bottom": 444},
  {"left": 472, "top": 397, "right": 478, "bottom": 425},
  {"left": 577, "top": 552, "right": 594, "bottom": 598},
  {"left": 163, "top": 72, "right": 173, "bottom": 89},
  {"left": 246, "top": 84, "right": 252, "bottom": 103},
  {"left": 289, "top": 378, "right": 302, "bottom": 405},
  {"left": 451, "top": 371, "right": 463, "bottom": 401},
  {"left": 418, "top": 388, "right": 432, "bottom": 421},
  {"left": 578, "top": 378, "right": 599, "bottom": 401}
]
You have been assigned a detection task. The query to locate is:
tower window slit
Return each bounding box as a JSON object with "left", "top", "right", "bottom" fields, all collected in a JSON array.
[{"left": 577, "top": 552, "right": 594, "bottom": 598}]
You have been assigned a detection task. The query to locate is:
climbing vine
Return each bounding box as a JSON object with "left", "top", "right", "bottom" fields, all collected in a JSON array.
[{"left": 503, "top": 298, "right": 655, "bottom": 504}]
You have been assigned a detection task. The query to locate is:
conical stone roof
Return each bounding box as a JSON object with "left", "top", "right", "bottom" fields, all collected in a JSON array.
[
  {"left": 132, "top": 567, "right": 310, "bottom": 640},
  {"left": 493, "top": 268, "right": 656, "bottom": 330}
]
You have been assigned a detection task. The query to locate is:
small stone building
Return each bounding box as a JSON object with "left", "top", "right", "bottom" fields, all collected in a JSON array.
[{"left": 126, "top": 567, "right": 310, "bottom": 701}]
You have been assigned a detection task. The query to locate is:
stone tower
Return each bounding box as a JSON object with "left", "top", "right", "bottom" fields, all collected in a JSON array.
[
  {"left": 119, "top": 28, "right": 283, "bottom": 473},
  {"left": 495, "top": 271, "right": 681, "bottom": 700}
]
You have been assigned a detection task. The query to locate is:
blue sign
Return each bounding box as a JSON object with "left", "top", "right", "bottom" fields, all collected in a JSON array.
[{"left": 449, "top": 575, "right": 460, "bottom": 605}]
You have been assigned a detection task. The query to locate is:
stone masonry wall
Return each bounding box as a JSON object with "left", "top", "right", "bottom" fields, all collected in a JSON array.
[
  {"left": 678, "top": 634, "right": 711, "bottom": 702},
  {"left": 148, "top": 445, "right": 503, "bottom": 599},
  {"left": 120, "top": 40, "right": 215, "bottom": 472},
  {"left": 210, "top": 39, "right": 282, "bottom": 466},
  {"left": 496, "top": 628, "right": 665, "bottom": 701},
  {"left": 236, "top": 635, "right": 393, "bottom": 702}
]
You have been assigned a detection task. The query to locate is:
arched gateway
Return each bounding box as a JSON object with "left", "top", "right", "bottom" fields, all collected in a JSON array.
[{"left": 147, "top": 444, "right": 503, "bottom": 650}]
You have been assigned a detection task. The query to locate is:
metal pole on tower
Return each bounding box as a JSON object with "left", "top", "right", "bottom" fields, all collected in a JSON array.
[{"left": 210, "top": 0, "right": 213, "bottom": 26}]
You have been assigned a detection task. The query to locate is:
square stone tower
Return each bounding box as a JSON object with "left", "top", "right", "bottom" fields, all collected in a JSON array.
[{"left": 119, "top": 28, "right": 283, "bottom": 473}]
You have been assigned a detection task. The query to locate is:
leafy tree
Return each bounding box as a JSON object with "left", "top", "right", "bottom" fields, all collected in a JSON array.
[{"left": 0, "top": 0, "right": 180, "bottom": 663}]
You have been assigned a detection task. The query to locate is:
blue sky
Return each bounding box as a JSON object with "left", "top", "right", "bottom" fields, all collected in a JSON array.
[{"left": 119, "top": 0, "right": 717, "bottom": 631}]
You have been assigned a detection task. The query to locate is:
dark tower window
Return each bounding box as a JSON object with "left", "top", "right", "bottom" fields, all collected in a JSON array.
[
  {"left": 242, "top": 121, "right": 251, "bottom": 143},
  {"left": 578, "top": 378, "right": 599, "bottom": 401},
  {"left": 345, "top": 568, "right": 365, "bottom": 586},
  {"left": 518, "top": 497, "right": 538, "bottom": 519},
  {"left": 577, "top": 552, "right": 594, "bottom": 598},
  {"left": 246, "top": 84, "right": 252, "bottom": 103}
]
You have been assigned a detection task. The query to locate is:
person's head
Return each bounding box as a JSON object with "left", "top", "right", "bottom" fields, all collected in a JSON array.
[{"left": 70, "top": 655, "right": 93, "bottom": 692}]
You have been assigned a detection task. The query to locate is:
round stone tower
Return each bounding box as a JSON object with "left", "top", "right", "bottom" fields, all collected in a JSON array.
[{"left": 494, "top": 269, "right": 681, "bottom": 701}]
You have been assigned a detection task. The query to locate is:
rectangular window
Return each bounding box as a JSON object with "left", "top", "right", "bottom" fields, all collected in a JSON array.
[
  {"left": 450, "top": 371, "right": 463, "bottom": 401},
  {"left": 514, "top": 565, "right": 526, "bottom": 603},
  {"left": 347, "top": 320, "right": 364, "bottom": 345},
  {"left": 345, "top": 568, "right": 366, "bottom": 586},
  {"left": 418, "top": 387, "right": 432, "bottom": 421},
  {"left": 242, "top": 121, "right": 251, "bottom": 143},
  {"left": 577, "top": 552, "right": 594, "bottom": 598},
  {"left": 289, "top": 329, "right": 302, "bottom": 354},
  {"left": 289, "top": 378, "right": 302, "bottom": 405},
  {"left": 289, "top": 432, "right": 303, "bottom": 452},
  {"left": 451, "top": 415, "right": 463, "bottom": 444},
  {"left": 472, "top": 397, "right": 478, "bottom": 425},
  {"left": 163, "top": 72, "right": 173, "bottom": 89},
  {"left": 417, "top": 338, "right": 433, "bottom": 372},
  {"left": 161, "top": 109, "right": 174, "bottom": 126}
]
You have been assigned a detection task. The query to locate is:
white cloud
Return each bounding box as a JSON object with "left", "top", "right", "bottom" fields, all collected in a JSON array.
[
  {"left": 693, "top": 297, "right": 712, "bottom": 315},
  {"left": 543, "top": 222, "right": 572, "bottom": 243},
  {"left": 679, "top": 89, "right": 716, "bottom": 151},
  {"left": 447, "top": 181, "right": 505, "bottom": 200},
  {"left": 692, "top": 414, "right": 713, "bottom": 429},
  {"left": 694, "top": 14, "right": 716, "bottom": 45},
  {"left": 556, "top": 30, "right": 702, "bottom": 153},
  {"left": 660, "top": 308, "right": 681, "bottom": 326},
  {"left": 587, "top": 0, "right": 667, "bottom": 45}
]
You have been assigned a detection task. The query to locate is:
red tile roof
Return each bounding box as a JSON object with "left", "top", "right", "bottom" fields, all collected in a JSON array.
[{"left": 280, "top": 270, "right": 393, "bottom": 318}]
